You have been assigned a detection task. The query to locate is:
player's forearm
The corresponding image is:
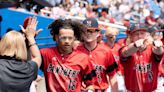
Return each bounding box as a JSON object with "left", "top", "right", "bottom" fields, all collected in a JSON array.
[
  {"left": 109, "top": 74, "right": 118, "bottom": 92},
  {"left": 153, "top": 46, "right": 164, "bottom": 55},
  {"left": 122, "top": 43, "right": 138, "bottom": 57}
]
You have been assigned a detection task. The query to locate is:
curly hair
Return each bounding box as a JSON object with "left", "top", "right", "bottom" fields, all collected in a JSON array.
[
  {"left": 71, "top": 20, "right": 87, "bottom": 41},
  {"left": 48, "top": 19, "right": 86, "bottom": 41}
]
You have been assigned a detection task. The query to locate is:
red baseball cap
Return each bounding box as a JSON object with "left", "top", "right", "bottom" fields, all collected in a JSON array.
[{"left": 23, "top": 17, "right": 32, "bottom": 28}]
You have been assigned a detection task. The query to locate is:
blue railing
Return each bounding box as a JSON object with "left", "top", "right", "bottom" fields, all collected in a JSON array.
[
  {"left": 0, "top": 8, "right": 126, "bottom": 48},
  {"left": 0, "top": 8, "right": 55, "bottom": 48}
]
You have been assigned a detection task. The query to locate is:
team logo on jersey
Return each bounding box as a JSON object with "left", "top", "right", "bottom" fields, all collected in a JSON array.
[
  {"left": 147, "top": 71, "right": 153, "bottom": 82},
  {"left": 134, "top": 63, "right": 153, "bottom": 82},
  {"left": 47, "top": 63, "right": 80, "bottom": 78},
  {"left": 68, "top": 80, "right": 76, "bottom": 91},
  {"left": 93, "top": 64, "right": 104, "bottom": 83},
  {"left": 134, "top": 63, "right": 152, "bottom": 73},
  {"left": 47, "top": 63, "right": 80, "bottom": 91}
]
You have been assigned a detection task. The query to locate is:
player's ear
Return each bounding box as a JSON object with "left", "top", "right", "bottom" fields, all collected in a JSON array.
[{"left": 54, "top": 35, "right": 59, "bottom": 42}]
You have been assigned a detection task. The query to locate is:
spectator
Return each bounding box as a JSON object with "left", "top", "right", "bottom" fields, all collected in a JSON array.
[
  {"left": 145, "top": 10, "right": 156, "bottom": 27},
  {"left": 86, "top": 5, "right": 96, "bottom": 18},
  {"left": 21, "top": 16, "right": 45, "bottom": 92},
  {"left": 0, "top": 17, "right": 41, "bottom": 92}
]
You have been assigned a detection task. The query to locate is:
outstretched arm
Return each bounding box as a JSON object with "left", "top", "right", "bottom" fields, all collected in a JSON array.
[
  {"left": 122, "top": 39, "right": 146, "bottom": 57},
  {"left": 20, "top": 16, "right": 42, "bottom": 68}
]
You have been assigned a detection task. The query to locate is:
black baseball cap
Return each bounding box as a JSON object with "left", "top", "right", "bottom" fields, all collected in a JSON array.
[
  {"left": 129, "top": 23, "right": 148, "bottom": 34},
  {"left": 83, "top": 18, "right": 99, "bottom": 29}
]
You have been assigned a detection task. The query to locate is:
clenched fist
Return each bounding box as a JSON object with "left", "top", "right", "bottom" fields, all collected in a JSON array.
[
  {"left": 153, "top": 40, "right": 163, "bottom": 48},
  {"left": 134, "top": 39, "right": 145, "bottom": 48}
]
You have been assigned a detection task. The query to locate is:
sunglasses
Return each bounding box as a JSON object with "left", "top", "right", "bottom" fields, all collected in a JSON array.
[
  {"left": 106, "top": 35, "right": 117, "bottom": 39},
  {"left": 87, "top": 29, "right": 99, "bottom": 33},
  {"left": 154, "top": 32, "right": 162, "bottom": 36}
]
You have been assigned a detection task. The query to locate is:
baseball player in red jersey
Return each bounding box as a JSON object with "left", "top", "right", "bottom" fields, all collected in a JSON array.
[
  {"left": 119, "top": 23, "right": 164, "bottom": 92},
  {"left": 105, "top": 27, "right": 125, "bottom": 92},
  {"left": 148, "top": 26, "right": 164, "bottom": 91},
  {"left": 160, "top": 39, "right": 164, "bottom": 77},
  {"left": 78, "top": 18, "right": 118, "bottom": 92},
  {"left": 40, "top": 19, "right": 96, "bottom": 92},
  {"left": 148, "top": 26, "right": 164, "bottom": 77},
  {"left": 105, "top": 27, "right": 124, "bottom": 75}
]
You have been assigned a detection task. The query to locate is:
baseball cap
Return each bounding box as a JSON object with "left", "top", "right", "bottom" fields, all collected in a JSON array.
[
  {"left": 129, "top": 23, "right": 148, "bottom": 34},
  {"left": 83, "top": 18, "right": 99, "bottom": 30},
  {"left": 148, "top": 25, "right": 161, "bottom": 33}
]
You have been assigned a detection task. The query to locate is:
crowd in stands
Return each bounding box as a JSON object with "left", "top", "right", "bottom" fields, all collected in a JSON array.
[{"left": 11, "top": 0, "right": 163, "bottom": 27}]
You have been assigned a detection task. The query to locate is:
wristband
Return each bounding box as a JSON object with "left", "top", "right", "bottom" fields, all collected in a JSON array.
[{"left": 29, "top": 43, "right": 36, "bottom": 47}]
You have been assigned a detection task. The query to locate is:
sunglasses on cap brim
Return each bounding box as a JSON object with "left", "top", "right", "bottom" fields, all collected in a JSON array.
[
  {"left": 154, "top": 32, "right": 163, "bottom": 36},
  {"left": 87, "top": 28, "right": 100, "bottom": 32}
]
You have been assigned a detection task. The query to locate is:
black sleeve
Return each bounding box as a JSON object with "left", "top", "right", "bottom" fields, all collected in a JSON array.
[
  {"left": 83, "top": 70, "right": 96, "bottom": 81},
  {"left": 105, "top": 62, "right": 118, "bottom": 73},
  {"left": 29, "top": 61, "right": 38, "bottom": 80}
]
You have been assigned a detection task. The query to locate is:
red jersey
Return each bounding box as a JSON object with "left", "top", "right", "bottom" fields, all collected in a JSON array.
[
  {"left": 158, "top": 61, "right": 164, "bottom": 77},
  {"left": 120, "top": 45, "right": 163, "bottom": 92},
  {"left": 77, "top": 43, "right": 117, "bottom": 90},
  {"left": 117, "top": 38, "right": 127, "bottom": 47},
  {"left": 108, "top": 43, "right": 124, "bottom": 75},
  {"left": 40, "top": 47, "right": 93, "bottom": 92},
  {"left": 159, "top": 39, "right": 164, "bottom": 76}
]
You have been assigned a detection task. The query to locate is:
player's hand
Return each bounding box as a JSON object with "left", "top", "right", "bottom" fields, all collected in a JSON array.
[
  {"left": 20, "top": 16, "right": 42, "bottom": 38},
  {"left": 153, "top": 40, "right": 163, "bottom": 48},
  {"left": 88, "top": 89, "right": 94, "bottom": 92},
  {"left": 86, "top": 85, "right": 94, "bottom": 92},
  {"left": 134, "top": 39, "right": 145, "bottom": 48}
]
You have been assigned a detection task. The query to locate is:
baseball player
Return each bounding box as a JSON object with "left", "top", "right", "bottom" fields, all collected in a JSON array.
[
  {"left": 119, "top": 23, "right": 164, "bottom": 92},
  {"left": 105, "top": 27, "right": 126, "bottom": 92},
  {"left": 40, "top": 19, "right": 95, "bottom": 92},
  {"left": 77, "top": 18, "right": 118, "bottom": 92},
  {"left": 148, "top": 26, "right": 164, "bottom": 91}
]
